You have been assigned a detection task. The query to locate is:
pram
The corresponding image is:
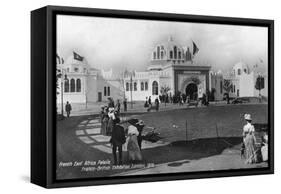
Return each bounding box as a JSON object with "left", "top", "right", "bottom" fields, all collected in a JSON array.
[{"left": 125, "top": 118, "right": 162, "bottom": 143}]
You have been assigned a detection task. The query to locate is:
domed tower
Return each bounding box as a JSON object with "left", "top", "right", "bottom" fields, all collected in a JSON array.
[
  {"left": 63, "top": 52, "right": 90, "bottom": 74},
  {"left": 148, "top": 36, "right": 194, "bottom": 71},
  {"left": 232, "top": 61, "right": 250, "bottom": 77},
  {"left": 57, "top": 52, "right": 99, "bottom": 104}
]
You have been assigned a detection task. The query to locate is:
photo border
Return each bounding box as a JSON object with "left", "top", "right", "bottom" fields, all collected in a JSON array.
[{"left": 33, "top": 5, "right": 274, "bottom": 188}]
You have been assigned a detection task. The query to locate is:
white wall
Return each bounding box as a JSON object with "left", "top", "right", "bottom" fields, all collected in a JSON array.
[
  {"left": 210, "top": 74, "right": 224, "bottom": 100},
  {"left": 239, "top": 72, "right": 255, "bottom": 97},
  {"left": 0, "top": 0, "right": 279, "bottom": 194}
]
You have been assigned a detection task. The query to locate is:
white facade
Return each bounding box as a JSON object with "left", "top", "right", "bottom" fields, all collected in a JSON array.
[
  {"left": 210, "top": 61, "right": 268, "bottom": 100},
  {"left": 57, "top": 37, "right": 267, "bottom": 105},
  {"left": 57, "top": 55, "right": 99, "bottom": 103},
  {"left": 122, "top": 37, "right": 210, "bottom": 102}
]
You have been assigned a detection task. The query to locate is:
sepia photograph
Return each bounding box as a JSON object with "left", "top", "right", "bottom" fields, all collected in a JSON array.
[{"left": 55, "top": 14, "right": 269, "bottom": 180}]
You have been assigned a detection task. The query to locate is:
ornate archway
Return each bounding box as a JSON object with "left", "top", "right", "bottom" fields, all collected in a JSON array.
[{"left": 185, "top": 83, "right": 198, "bottom": 100}]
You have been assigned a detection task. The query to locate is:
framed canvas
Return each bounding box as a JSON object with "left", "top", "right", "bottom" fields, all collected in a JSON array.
[{"left": 31, "top": 5, "right": 274, "bottom": 188}]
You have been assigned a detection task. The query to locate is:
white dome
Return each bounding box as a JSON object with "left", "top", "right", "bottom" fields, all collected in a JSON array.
[
  {"left": 232, "top": 61, "right": 249, "bottom": 76},
  {"left": 149, "top": 36, "right": 196, "bottom": 72}
]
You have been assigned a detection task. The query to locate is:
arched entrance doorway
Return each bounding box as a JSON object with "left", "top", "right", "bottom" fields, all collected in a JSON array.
[{"left": 185, "top": 83, "right": 198, "bottom": 100}]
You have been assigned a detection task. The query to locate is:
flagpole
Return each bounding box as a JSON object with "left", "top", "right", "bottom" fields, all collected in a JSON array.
[
  {"left": 85, "top": 75, "right": 88, "bottom": 109},
  {"left": 57, "top": 57, "right": 66, "bottom": 118},
  {"left": 130, "top": 75, "right": 133, "bottom": 109},
  {"left": 60, "top": 68, "right": 65, "bottom": 117}
]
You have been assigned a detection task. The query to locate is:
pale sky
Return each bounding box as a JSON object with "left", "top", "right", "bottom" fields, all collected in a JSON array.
[{"left": 57, "top": 15, "right": 268, "bottom": 73}]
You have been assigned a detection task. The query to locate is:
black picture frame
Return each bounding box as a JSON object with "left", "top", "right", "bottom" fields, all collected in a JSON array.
[{"left": 31, "top": 5, "right": 274, "bottom": 188}]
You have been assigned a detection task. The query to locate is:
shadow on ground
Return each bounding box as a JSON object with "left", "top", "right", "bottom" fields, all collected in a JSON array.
[
  {"left": 56, "top": 114, "right": 245, "bottom": 179},
  {"left": 141, "top": 137, "right": 242, "bottom": 165}
]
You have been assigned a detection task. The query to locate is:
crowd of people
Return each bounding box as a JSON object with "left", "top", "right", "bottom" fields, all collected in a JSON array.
[
  {"left": 158, "top": 91, "right": 210, "bottom": 106},
  {"left": 100, "top": 97, "right": 145, "bottom": 165},
  {"left": 144, "top": 96, "right": 160, "bottom": 111},
  {"left": 65, "top": 96, "right": 268, "bottom": 166}
]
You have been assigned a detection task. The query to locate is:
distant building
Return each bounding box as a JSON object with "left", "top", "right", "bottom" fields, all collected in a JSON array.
[
  {"left": 56, "top": 53, "right": 123, "bottom": 104},
  {"left": 211, "top": 61, "right": 268, "bottom": 100},
  {"left": 57, "top": 37, "right": 268, "bottom": 104},
  {"left": 122, "top": 37, "right": 210, "bottom": 102}
]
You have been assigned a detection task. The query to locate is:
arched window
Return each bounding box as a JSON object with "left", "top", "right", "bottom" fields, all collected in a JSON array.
[
  {"left": 141, "top": 82, "right": 144, "bottom": 91},
  {"left": 134, "top": 82, "right": 137, "bottom": 91},
  {"left": 107, "top": 86, "right": 110, "bottom": 96},
  {"left": 186, "top": 48, "right": 191, "bottom": 61},
  {"left": 238, "top": 69, "right": 241, "bottom": 75},
  {"left": 161, "top": 51, "right": 164, "bottom": 59},
  {"left": 76, "top": 79, "right": 81, "bottom": 92},
  {"left": 173, "top": 46, "right": 177, "bottom": 59},
  {"left": 126, "top": 82, "right": 129, "bottom": 91},
  {"left": 153, "top": 52, "right": 156, "bottom": 59},
  {"left": 152, "top": 81, "right": 158, "bottom": 95},
  {"left": 64, "top": 79, "right": 69, "bottom": 93},
  {"left": 70, "top": 78, "right": 75, "bottom": 92},
  {"left": 178, "top": 51, "right": 181, "bottom": 59},
  {"left": 170, "top": 51, "right": 173, "bottom": 59},
  {"left": 145, "top": 82, "right": 148, "bottom": 91},
  {"left": 244, "top": 68, "right": 247, "bottom": 73},
  {"left": 104, "top": 86, "right": 107, "bottom": 96},
  {"left": 157, "top": 46, "right": 160, "bottom": 59}
]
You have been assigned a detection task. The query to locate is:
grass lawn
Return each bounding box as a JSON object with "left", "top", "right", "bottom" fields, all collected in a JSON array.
[
  {"left": 137, "top": 104, "right": 268, "bottom": 143},
  {"left": 56, "top": 104, "right": 268, "bottom": 179}
]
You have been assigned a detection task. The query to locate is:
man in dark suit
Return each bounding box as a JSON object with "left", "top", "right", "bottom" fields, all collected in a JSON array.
[
  {"left": 155, "top": 98, "right": 160, "bottom": 111},
  {"left": 123, "top": 98, "right": 127, "bottom": 112},
  {"left": 65, "top": 101, "right": 72, "bottom": 118},
  {"left": 110, "top": 118, "right": 126, "bottom": 165}
]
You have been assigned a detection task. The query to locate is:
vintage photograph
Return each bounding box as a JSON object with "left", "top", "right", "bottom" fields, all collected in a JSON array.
[{"left": 56, "top": 15, "right": 269, "bottom": 180}]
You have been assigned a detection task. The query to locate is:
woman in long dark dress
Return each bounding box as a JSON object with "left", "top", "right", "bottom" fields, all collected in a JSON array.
[
  {"left": 135, "top": 120, "right": 145, "bottom": 150},
  {"left": 101, "top": 107, "right": 109, "bottom": 135}
]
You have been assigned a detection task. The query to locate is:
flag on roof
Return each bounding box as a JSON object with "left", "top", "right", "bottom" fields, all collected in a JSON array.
[
  {"left": 192, "top": 41, "right": 199, "bottom": 55},
  {"left": 73, "top": 51, "right": 84, "bottom": 61},
  {"left": 56, "top": 54, "right": 61, "bottom": 64}
]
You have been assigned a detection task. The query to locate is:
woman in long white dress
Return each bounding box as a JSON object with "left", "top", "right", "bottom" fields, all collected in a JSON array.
[
  {"left": 243, "top": 114, "right": 257, "bottom": 164},
  {"left": 261, "top": 133, "right": 268, "bottom": 162},
  {"left": 127, "top": 124, "right": 142, "bottom": 163}
]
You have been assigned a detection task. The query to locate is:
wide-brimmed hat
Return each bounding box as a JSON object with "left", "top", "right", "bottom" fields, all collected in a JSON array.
[
  {"left": 108, "top": 107, "right": 115, "bottom": 112},
  {"left": 244, "top": 114, "right": 252, "bottom": 121}
]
